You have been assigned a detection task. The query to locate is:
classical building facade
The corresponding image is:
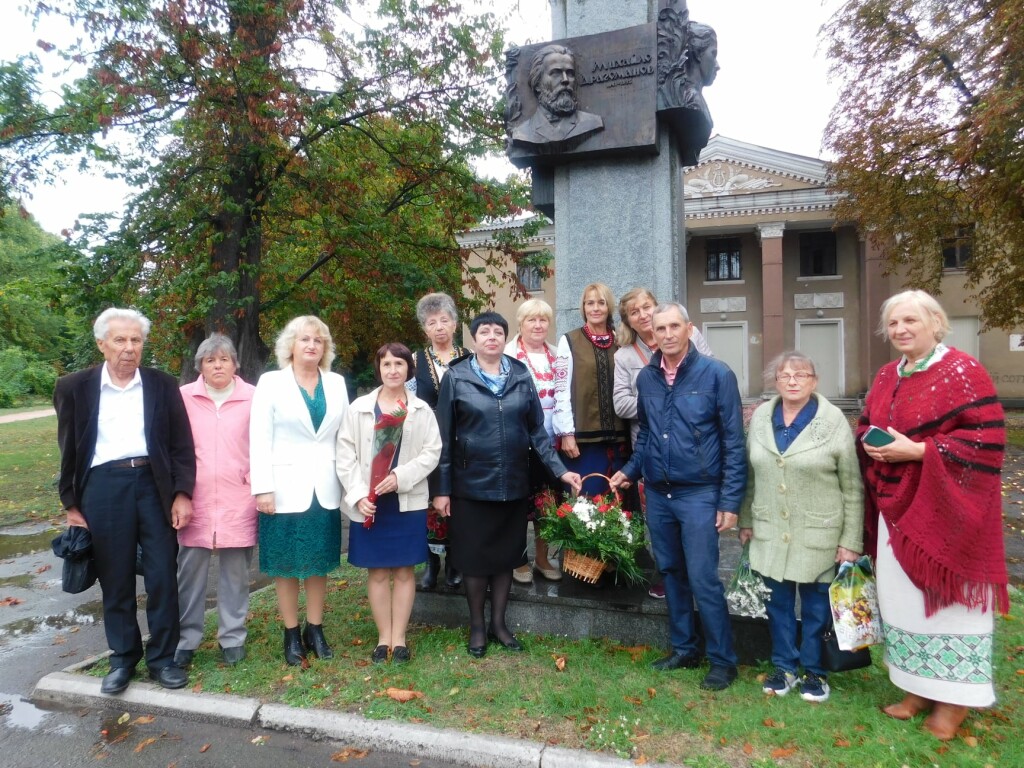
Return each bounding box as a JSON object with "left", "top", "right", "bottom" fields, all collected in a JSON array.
[{"left": 458, "top": 135, "right": 1024, "bottom": 405}]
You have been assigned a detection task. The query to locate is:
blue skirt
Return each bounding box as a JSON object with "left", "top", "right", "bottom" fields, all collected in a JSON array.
[
  {"left": 258, "top": 497, "right": 341, "bottom": 578},
  {"left": 347, "top": 493, "right": 428, "bottom": 569},
  {"left": 563, "top": 441, "right": 627, "bottom": 496}
]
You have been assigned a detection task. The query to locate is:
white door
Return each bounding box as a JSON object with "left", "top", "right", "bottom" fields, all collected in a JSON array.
[
  {"left": 796, "top": 320, "right": 843, "bottom": 398},
  {"left": 949, "top": 316, "right": 980, "bottom": 360},
  {"left": 703, "top": 323, "right": 748, "bottom": 397}
]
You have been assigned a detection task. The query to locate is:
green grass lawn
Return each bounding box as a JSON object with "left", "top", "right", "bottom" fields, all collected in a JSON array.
[
  {"left": 88, "top": 565, "right": 1024, "bottom": 768},
  {"left": 0, "top": 415, "right": 62, "bottom": 526}
]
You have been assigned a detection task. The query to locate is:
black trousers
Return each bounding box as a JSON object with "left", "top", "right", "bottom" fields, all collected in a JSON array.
[{"left": 82, "top": 463, "right": 180, "bottom": 670}]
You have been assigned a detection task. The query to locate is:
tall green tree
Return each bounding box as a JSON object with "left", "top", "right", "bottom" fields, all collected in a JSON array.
[
  {"left": 823, "top": 0, "right": 1024, "bottom": 328},
  {"left": 0, "top": 0, "right": 532, "bottom": 380}
]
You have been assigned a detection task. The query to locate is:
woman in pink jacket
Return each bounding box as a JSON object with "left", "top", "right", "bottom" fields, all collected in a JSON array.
[{"left": 175, "top": 334, "right": 257, "bottom": 666}]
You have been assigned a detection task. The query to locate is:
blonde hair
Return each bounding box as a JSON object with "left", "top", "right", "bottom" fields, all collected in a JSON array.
[
  {"left": 580, "top": 283, "right": 616, "bottom": 328},
  {"left": 274, "top": 315, "right": 336, "bottom": 371},
  {"left": 516, "top": 298, "right": 554, "bottom": 330},
  {"left": 616, "top": 287, "right": 657, "bottom": 346},
  {"left": 877, "top": 289, "right": 951, "bottom": 341}
]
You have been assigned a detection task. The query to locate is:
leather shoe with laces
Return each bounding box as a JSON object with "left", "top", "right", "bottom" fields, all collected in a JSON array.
[
  {"left": 149, "top": 664, "right": 188, "bottom": 689},
  {"left": 700, "top": 665, "right": 738, "bottom": 691},
  {"left": 100, "top": 667, "right": 134, "bottom": 695},
  {"left": 651, "top": 651, "right": 702, "bottom": 671}
]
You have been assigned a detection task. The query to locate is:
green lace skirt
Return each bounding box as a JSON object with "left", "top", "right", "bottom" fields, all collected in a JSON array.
[{"left": 258, "top": 497, "right": 341, "bottom": 578}]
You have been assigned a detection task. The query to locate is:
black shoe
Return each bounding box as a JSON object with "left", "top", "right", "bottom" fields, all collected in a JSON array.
[
  {"left": 419, "top": 553, "right": 440, "bottom": 590},
  {"left": 370, "top": 644, "right": 389, "bottom": 664},
  {"left": 444, "top": 555, "right": 462, "bottom": 588},
  {"left": 221, "top": 645, "right": 246, "bottom": 665},
  {"left": 700, "top": 665, "right": 738, "bottom": 691},
  {"left": 302, "top": 622, "right": 334, "bottom": 660},
  {"left": 651, "top": 651, "right": 703, "bottom": 671},
  {"left": 173, "top": 648, "right": 195, "bottom": 667},
  {"left": 100, "top": 667, "right": 134, "bottom": 695},
  {"left": 392, "top": 645, "right": 411, "bottom": 664},
  {"left": 487, "top": 630, "right": 524, "bottom": 652},
  {"left": 467, "top": 643, "right": 487, "bottom": 658},
  {"left": 283, "top": 626, "right": 306, "bottom": 666},
  {"left": 148, "top": 664, "right": 188, "bottom": 689}
]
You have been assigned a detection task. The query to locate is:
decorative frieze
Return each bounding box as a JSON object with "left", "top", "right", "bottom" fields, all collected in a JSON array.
[
  {"left": 794, "top": 293, "right": 844, "bottom": 310},
  {"left": 700, "top": 297, "right": 747, "bottom": 314}
]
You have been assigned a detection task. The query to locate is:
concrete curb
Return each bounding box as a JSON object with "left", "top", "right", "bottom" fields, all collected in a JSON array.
[
  {"left": 32, "top": 671, "right": 261, "bottom": 727},
  {"left": 32, "top": 655, "right": 677, "bottom": 768}
]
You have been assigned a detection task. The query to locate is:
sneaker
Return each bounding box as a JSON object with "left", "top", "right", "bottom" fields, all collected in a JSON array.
[
  {"left": 647, "top": 582, "right": 666, "bottom": 599},
  {"left": 799, "top": 672, "right": 830, "bottom": 702},
  {"left": 762, "top": 668, "right": 798, "bottom": 696}
]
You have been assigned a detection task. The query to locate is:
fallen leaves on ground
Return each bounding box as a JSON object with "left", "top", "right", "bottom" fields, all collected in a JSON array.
[
  {"left": 199, "top": 744, "right": 211, "bottom": 753},
  {"left": 743, "top": 743, "right": 754, "bottom": 755},
  {"left": 552, "top": 654, "right": 567, "bottom": 671},
  {"left": 35, "top": 564, "right": 51, "bottom": 574},
  {"left": 834, "top": 738, "right": 850, "bottom": 747},
  {"left": 117, "top": 713, "right": 130, "bottom": 725},
  {"left": 611, "top": 644, "right": 650, "bottom": 662},
  {"left": 330, "top": 747, "right": 369, "bottom": 762},
  {"left": 771, "top": 746, "right": 797, "bottom": 759},
  {"left": 384, "top": 687, "right": 423, "bottom": 703},
  {"left": 0, "top": 596, "right": 25, "bottom": 606},
  {"left": 762, "top": 718, "right": 785, "bottom": 728},
  {"left": 251, "top": 736, "right": 267, "bottom": 745},
  {"left": 134, "top": 737, "right": 159, "bottom": 753},
  {"left": 132, "top": 715, "right": 156, "bottom": 725}
]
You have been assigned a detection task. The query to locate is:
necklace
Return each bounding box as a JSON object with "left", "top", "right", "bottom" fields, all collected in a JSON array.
[
  {"left": 518, "top": 337, "right": 556, "bottom": 399},
  {"left": 582, "top": 324, "right": 614, "bottom": 350},
  {"left": 898, "top": 346, "right": 938, "bottom": 378},
  {"left": 425, "top": 344, "right": 464, "bottom": 393}
]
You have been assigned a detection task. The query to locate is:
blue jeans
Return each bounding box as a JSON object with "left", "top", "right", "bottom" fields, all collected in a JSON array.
[
  {"left": 762, "top": 576, "right": 831, "bottom": 677},
  {"left": 645, "top": 487, "right": 737, "bottom": 668}
]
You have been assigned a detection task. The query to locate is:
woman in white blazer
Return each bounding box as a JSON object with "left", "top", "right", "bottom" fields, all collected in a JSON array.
[
  {"left": 251, "top": 316, "right": 349, "bottom": 666},
  {"left": 336, "top": 343, "right": 441, "bottom": 664}
]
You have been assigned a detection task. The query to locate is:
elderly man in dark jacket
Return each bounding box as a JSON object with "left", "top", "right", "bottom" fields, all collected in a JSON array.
[
  {"left": 54, "top": 307, "right": 196, "bottom": 695},
  {"left": 612, "top": 302, "right": 746, "bottom": 691}
]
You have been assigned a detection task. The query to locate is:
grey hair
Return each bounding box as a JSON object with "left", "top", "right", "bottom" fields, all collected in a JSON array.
[
  {"left": 652, "top": 302, "right": 690, "bottom": 323},
  {"left": 93, "top": 307, "right": 151, "bottom": 341},
  {"left": 764, "top": 350, "right": 817, "bottom": 384},
  {"left": 529, "top": 44, "right": 575, "bottom": 94},
  {"left": 274, "top": 315, "right": 336, "bottom": 371},
  {"left": 194, "top": 333, "right": 239, "bottom": 370},
  {"left": 415, "top": 292, "right": 458, "bottom": 327},
  {"left": 877, "top": 289, "right": 951, "bottom": 341}
]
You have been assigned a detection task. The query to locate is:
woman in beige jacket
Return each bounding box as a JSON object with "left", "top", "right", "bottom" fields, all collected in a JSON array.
[
  {"left": 336, "top": 343, "right": 441, "bottom": 664},
  {"left": 738, "top": 351, "right": 863, "bottom": 703}
]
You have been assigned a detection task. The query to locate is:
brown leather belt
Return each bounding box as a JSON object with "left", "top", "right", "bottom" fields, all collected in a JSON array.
[{"left": 107, "top": 457, "right": 150, "bottom": 469}]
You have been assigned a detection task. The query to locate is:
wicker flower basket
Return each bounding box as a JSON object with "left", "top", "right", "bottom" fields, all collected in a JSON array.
[{"left": 562, "top": 548, "right": 607, "bottom": 584}]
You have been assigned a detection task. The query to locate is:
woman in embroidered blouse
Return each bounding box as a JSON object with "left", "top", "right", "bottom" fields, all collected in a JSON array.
[
  {"left": 250, "top": 316, "right": 349, "bottom": 666},
  {"left": 504, "top": 298, "right": 561, "bottom": 583},
  {"left": 553, "top": 283, "right": 629, "bottom": 496},
  {"left": 738, "top": 351, "right": 862, "bottom": 703},
  {"left": 408, "top": 292, "right": 466, "bottom": 591},
  {"left": 858, "top": 290, "right": 1007, "bottom": 740}
]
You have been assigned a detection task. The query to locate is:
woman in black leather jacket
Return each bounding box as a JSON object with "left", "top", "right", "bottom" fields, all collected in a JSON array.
[{"left": 433, "top": 312, "right": 582, "bottom": 657}]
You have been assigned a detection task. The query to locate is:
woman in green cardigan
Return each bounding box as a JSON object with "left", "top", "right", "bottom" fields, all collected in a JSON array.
[{"left": 738, "top": 351, "right": 863, "bottom": 703}]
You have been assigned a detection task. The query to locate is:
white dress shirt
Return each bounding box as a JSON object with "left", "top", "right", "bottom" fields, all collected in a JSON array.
[{"left": 91, "top": 365, "right": 148, "bottom": 467}]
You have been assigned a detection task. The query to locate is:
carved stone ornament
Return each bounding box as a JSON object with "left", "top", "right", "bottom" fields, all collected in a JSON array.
[
  {"left": 700, "top": 297, "right": 747, "bottom": 314},
  {"left": 794, "top": 293, "right": 845, "bottom": 310},
  {"left": 684, "top": 162, "right": 783, "bottom": 197}
]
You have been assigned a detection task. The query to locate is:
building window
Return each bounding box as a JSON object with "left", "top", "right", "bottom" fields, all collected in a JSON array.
[
  {"left": 942, "top": 226, "right": 973, "bottom": 270},
  {"left": 517, "top": 263, "right": 543, "bottom": 292},
  {"left": 706, "top": 238, "right": 742, "bottom": 281},
  {"left": 799, "top": 232, "right": 837, "bottom": 276}
]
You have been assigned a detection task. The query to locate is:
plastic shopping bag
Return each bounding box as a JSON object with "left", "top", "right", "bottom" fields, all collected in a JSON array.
[
  {"left": 726, "top": 542, "right": 771, "bottom": 619},
  {"left": 828, "top": 556, "right": 883, "bottom": 651}
]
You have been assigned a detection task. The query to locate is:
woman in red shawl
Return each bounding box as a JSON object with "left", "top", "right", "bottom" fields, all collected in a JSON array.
[{"left": 858, "top": 290, "right": 1008, "bottom": 740}]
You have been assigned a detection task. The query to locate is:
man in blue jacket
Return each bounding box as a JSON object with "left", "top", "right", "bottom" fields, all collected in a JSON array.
[{"left": 611, "top": 302, "right": 746, "bottom": 690}]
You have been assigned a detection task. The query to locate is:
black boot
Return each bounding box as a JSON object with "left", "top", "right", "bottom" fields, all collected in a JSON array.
[
  {"left": 445, "top": 549, "right": 462, "bottom": 588},
  {"left": 283, "top": 626, "right": 306, "bottom": 666},
  {"left": 302, "top": 622, "right": 334, "bottom": 660},
  {"left": 420, "top": 552, "right": 440, "bottom": 591}
]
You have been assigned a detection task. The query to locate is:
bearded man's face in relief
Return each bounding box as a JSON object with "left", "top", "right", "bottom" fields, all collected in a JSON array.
[{"left": 536, "top": 52, "right": 578, "bottom": 116}]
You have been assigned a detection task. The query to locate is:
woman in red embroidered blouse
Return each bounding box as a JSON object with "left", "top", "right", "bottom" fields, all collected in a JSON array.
[
  {"left": 505, "top": 298, "right": 561, "bottom": 583},
  {"left": 858, "top": 289, "right": 1008, "bottom": 740}
]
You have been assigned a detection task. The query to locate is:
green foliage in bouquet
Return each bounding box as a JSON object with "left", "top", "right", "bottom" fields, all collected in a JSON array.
[{"left": 536, "top": 489, "right": 647, "bottom": 584}]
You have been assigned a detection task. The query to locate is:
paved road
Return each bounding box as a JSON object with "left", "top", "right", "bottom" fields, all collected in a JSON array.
[{"left": 0, "top": 408, "right": 55, "bottom": 424}]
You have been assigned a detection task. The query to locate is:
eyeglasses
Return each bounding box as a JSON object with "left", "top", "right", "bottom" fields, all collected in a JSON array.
[{"left": 776, "top": 372, "right": 815, "bottom": 382}]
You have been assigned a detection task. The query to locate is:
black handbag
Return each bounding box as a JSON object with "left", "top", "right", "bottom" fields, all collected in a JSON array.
[
  {"left": 822, "top": 627, "right": 872, "bottom": 672},
  {"left": 51, "top": 526, "right": 98, "bottom": 594}
]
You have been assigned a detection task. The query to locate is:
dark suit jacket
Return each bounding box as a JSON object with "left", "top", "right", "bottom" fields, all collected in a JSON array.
[{"left": 54, "top": 365, "right": 197, "bottom": 522}]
